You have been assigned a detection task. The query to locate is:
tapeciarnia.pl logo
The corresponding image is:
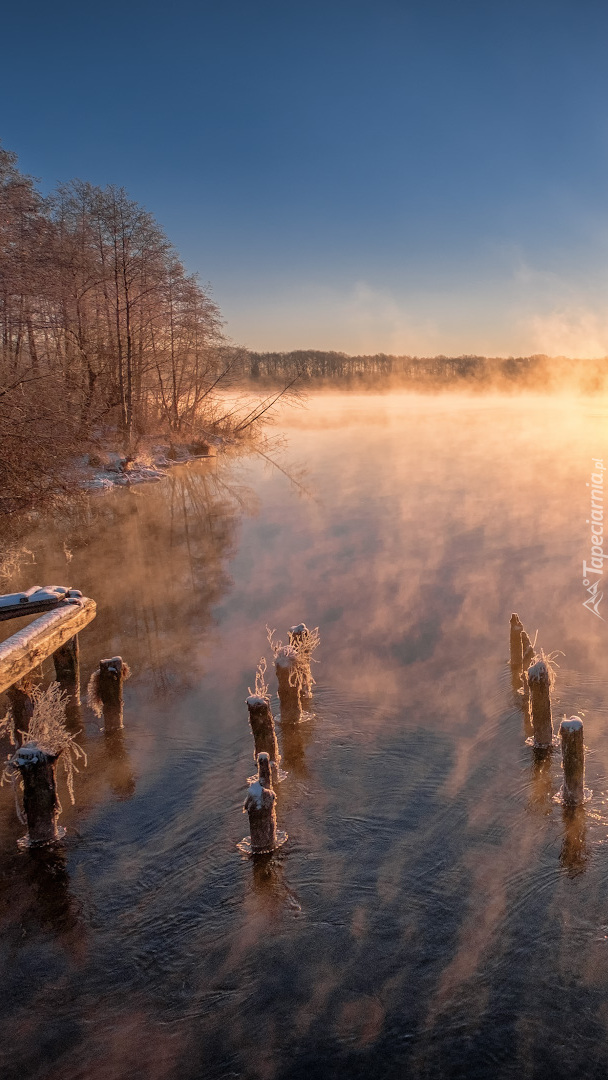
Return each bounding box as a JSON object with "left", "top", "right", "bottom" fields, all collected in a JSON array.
[{"left": 582, "top": 458, "right": 606, "bottom": 620}]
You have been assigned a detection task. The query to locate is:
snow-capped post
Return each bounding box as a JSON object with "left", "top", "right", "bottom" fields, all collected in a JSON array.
[
  {"left": 527, "top": 657, "right": 554, "bottom": 749},
  {"left": 257, "top": 751, "right": 272, "bottom": 790},
  {"left": 53, "top": 634, "right": 80, "bottom": 704},
  {"left": 3, "top": 683, "right": 86, "bottom": 848},
  {"left": 247, "top": 695, "right": 281, "bottom": 785},
  {"left": 275, "top": 646, "right": 302, "bottom": 724},
  {"left": 559, "top": 717, "right": 587, "bottom": 805},
  {"left": 6, "top": 679, "right": 34, "bottom": 736},
  {"left": 510, "top": 613, "right": 524, "bottom": 671},
  {"left": 268, "top": 625, "right": 320, "bottom": 722},
  {"left": 288, "top": 623, "right": 318, "bottom": 704},
  {"left": 242, "top": 753, "right": 280, "bottom": 854},
  {"left": 94, "top": 657, "right": 130, "bottom": 733},
  {"left": 10, "top": 743, "right": 61, "bottom": 845},
  {"left": 99, "top": 657, "right": 125, "bottom": 710}
]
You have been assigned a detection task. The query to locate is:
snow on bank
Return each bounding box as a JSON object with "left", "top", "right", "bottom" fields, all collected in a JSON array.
[{"left": 80, "top": 444, "right": 218, "bottom": 491}]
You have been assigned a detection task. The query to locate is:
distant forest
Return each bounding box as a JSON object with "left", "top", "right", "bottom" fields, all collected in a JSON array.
[{"left": 243, "top": 350, "right": 608, "bottom": 391}]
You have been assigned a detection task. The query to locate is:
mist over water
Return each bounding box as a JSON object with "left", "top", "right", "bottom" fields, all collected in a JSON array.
[{"left": 1, "top": 391, "right": 608, "bottom": 1079}]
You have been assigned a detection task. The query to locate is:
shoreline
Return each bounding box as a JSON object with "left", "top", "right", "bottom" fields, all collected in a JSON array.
[{"left": 79, "top": 441, "right": 220, "bottom": 491}]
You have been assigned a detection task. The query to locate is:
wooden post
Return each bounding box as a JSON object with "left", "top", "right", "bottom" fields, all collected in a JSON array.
[
  {"left": 521, "top": 630, "right": 535, "bottom": 670},
  {"left": 6, "top": 678, "right": 34, "bottom": 736},
  {"left": 527, "top": 658, "right": 554, "bottom": 749},
  {"left": 99, "top": 657, "right": 126, "bottom": 732},
  {"left": 288, "top": 623, "right": 314, "bottom": 704},
  {"left": 521, "top": 669, "right": 533, "bottom": 739},
  {"left": 53, "top": 634, "right": 80, "bottom": 703},
  {"left": 244, "top": 753, "right": 278, "bottom": 854},
  {"left": 510, "top": 613, "right": 524, "bottom": 670},
  {"left": 247, "top": 694, "right": 281, "bottom": 785},
  {"left": 559, "top": 717, "right": 587, "bottom": 805},
  {"left": 11, "top": 742, "right": 62, "bottom": 846},
  {"left": 257, "top": 751, "right": 273, "bottom": 789},
  {"left": 275, "top": 646, "right": 302, "bottom": 724}
]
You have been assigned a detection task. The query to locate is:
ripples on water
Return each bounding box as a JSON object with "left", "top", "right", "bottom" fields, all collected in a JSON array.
[{"left": 1, "top": 393, "right": 608, "bottom": 1079}]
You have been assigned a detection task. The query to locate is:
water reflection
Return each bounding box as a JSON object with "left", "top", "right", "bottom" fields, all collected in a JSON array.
[
  {"left": 104, "top": 729, "right": 137, "bottom": 801},
  {"left": 277, "top": 714, "right": 315, "bottom": 778},
  {"left": 560, "top": 805, "right": 589, "bottom": 876},
  {"left": 528, "top": 748, "right": 555, "bottom": 814},
  {"left": 0, "top": 465, "right": 250, "bottom": 693},
  {"left": 0, "top": 844, "right": 82, "bottom": 951},
  {"left": 250, "top": 853, "right": 302, "bottom": 915}
]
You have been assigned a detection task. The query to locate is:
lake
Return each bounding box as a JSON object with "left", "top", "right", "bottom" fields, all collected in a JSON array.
[{"left": 1, "top": 391, "right": 608, "bottom": 1080}]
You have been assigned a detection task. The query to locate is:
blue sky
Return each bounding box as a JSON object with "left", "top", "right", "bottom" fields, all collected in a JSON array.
[{"left": 3, "top": 0, "right": 608, "bottom": 355}]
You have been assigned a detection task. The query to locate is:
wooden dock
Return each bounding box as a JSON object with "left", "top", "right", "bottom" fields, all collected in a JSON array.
[{"left": 0, "top": 598, "right": 96, "bottom": 696}]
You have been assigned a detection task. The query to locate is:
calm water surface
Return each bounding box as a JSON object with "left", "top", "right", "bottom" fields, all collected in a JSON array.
[{"left": 1, "top": 392, "right": 608, "bottom": 1080}]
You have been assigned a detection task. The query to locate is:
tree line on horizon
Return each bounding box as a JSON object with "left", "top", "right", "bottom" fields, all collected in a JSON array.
[{"left": 243, "top": 349, "right": 608, "bottom": 389}]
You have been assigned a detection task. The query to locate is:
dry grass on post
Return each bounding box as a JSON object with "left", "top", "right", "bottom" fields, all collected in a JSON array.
[
  {"left": 246, "top": 658, "right": 282, "bottom": 785},
  {"left": 2, "top": 682, "right": 86, "bottom": 846},
  {"left": 287, "top": 623, "right": 320, "bottom": 701},
  {"left": 267, "top": 624, "right": 320, "bottom": 722}
]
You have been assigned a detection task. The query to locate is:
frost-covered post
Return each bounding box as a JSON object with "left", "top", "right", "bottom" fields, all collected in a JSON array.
[
  {"left": 527, "top": 658, "right": 554, "bottom": 749},
  {"left": 99, "top": 657, "right": 125, "bottom": 712},
  {"left": 53, "top": 634, "right": 80, "bottom": 703},
  {"left": 288, "top": 623, "right": 314, "bottom": 703},
  {"left": 3, "top": 683, "right": 85, "bottom": 847},
  {"left": 288, "top": 622, "right": 320, "bottom": 701},
  {"left": 88, "top": 656, "right": 130, "bottom": 733},
  {"left": 275, "top": 646, "right": 302, "bottom": 724},
  {"left": 247, "top": 694, "right": 281, "bottom": 785},
  {"left": 559, "top": 717, "right": 587, "bottom": 805},
  {"left": 11, "top": 743, "right": 61, "bottom": 845},
  {"left": 244, "top": 753, "right": 278, "bottom": 854},
  {"left": 510, "top": 613, "right": 524, "bottom": 670}
]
